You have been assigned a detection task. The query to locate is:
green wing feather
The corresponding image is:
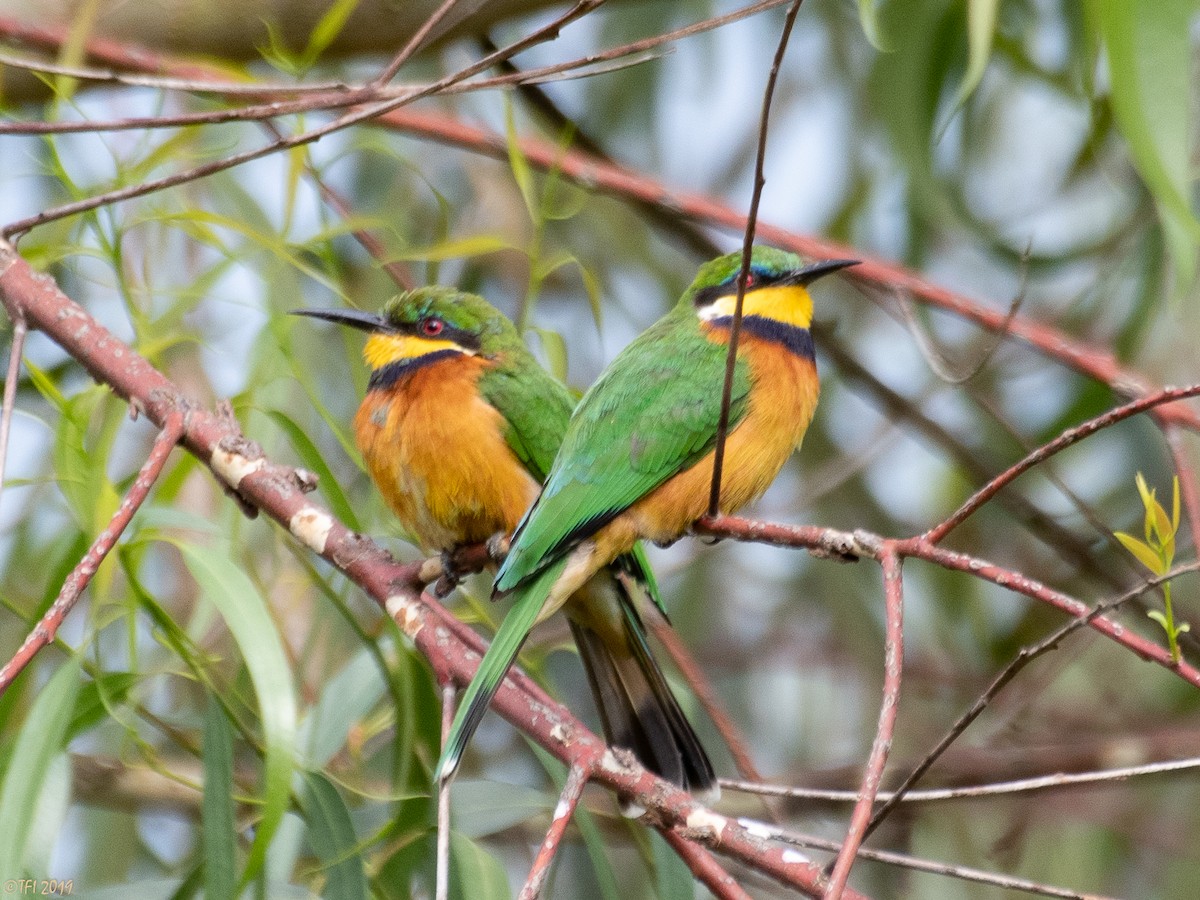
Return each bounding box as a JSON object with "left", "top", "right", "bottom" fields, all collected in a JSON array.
[
  {"left": 478, "top": 351, "right": 575, "bottom": 482},
  {"left": 436, "top": 557, "right": 567, "bottom": 781},
  {"left": 496, "top": 309, "right": 751, "bottom": 593}
]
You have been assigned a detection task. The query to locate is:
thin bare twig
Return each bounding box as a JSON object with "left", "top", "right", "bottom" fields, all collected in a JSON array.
[
  {"left": 659, "top": 829, "right": 753, "bottom": 900},
  {"left": 724, "top": 751, "right": 1200, "bottom": 802},
  {"left": 692, "top": 512, "right": 1200, "bottom": 690},
  {"left": 519, "top": 764, "right": 590, "bottom": 900},
  {"left": 0, "top": 413, "right": 184, "bottom": 695},
  {"left": 436, "top": 681, "right": 454, "bottom": 900},
  {"left": 926, "top": 384, "right": 1200, "bottom": 544},
  {"left": 646, "top": 614, "right": 767, "bottom": 786},
  {"left": 0, "top": 310, "right": 26, "bottom": 505},
  {"left": 373, "top": 0, "right": 467, "bottom": 88},
  {"left": 751, "top": 820, "right": 1116, "bottom": 899},
  {"left": 709, "top": 0, "right": 805, "bottom": 516},
  {"left": 862, "top": 559, "right": 1200, "bottom": 840},
  {"left": 826, "top": 544, "right": 903, "bottom": 898}
]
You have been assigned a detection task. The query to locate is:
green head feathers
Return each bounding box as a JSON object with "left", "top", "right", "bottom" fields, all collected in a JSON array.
[
  {"left": 291, "top": 286, "right": 523, "bottom": 359},
  {"left": 682, "top": 246, "right": 858, "bottom": 312}
]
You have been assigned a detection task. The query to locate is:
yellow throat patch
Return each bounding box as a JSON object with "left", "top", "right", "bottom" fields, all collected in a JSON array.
[
  {"left": 362, "top": 332, "right": 471, "bottom": 370},
  {"left": 697, "top": 284, "right": 813, "bottom": 329}
]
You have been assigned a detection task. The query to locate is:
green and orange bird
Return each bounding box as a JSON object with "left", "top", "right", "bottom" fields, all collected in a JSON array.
[
  {"left": 294, "top": 286, "right": 716, "bottom": 793},
  {"left": 437, "top": 247, "right": 858, "bottom": 781}
]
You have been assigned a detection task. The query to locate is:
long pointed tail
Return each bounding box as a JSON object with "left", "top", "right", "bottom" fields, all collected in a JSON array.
[
  {"left": 436, "top": 561, "right": 564, "bottom": 782},
  {"left": 568, "top": 571, "right": 717, "bottom": 797}
]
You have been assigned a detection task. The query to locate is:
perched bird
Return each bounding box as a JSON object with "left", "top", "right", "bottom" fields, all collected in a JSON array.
[
  {"left": 437, "top": 248, "right": 857, "bottom": 781},
  {"left": 293, "top": 287, "right": 715, "bottom": 793}
]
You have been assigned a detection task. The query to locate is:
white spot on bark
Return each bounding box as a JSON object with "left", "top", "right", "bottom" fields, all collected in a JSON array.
[
  {"left": 781, "top": 848, "right": 809, "bottom": 866},
  {"left": 386, "top": 594, "right": 423, "bottom": 637},
  {"left": 737, "top": 817, "right": 774, "bottom": 839},
  {"left": 685, "top": 809, "right": 727, "bottom": 837},
  {"left": 289, "top": 506, "right": 333, "bottom": 553},
  {"left": 210, "top": 447, "right": 264, "bottom": 489}
]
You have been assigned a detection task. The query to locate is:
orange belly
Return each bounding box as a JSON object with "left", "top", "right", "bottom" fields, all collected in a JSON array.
[{"left": 354, "top": 356, "right": 540, "bottom": 552}]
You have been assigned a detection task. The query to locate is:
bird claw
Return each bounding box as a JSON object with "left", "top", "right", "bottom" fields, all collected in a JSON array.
[
  {"left": 432, "top": 549, "right": 461, "bottom": 598},
  {"left": 485, "top": 532, "right": 511, "bottom": 563}
]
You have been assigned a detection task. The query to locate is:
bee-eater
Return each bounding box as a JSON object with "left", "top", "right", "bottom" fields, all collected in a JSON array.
[
  {"left": 294, "top": 287, "right": 715, "bottom": 793},
  {"left": 437, "top": 248, "right": 857, "bottom": 782}
]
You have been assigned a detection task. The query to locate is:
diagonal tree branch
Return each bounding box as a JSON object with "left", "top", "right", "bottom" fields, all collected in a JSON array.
[{"left": 0, "top": 240, "right": 860, "bottom": 900}]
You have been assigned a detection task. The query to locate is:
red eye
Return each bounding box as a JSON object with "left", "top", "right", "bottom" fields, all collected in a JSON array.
[
  {"left": 421, "top": 318, "right": 444, "bottom": 337},
  {"left": 743, "top": 272, "right": 757, "bottom": 288}
]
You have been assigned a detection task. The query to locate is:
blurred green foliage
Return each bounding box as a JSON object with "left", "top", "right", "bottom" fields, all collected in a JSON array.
[{"left": 0, "top": 0, "right": 1198, "bottom": 897}]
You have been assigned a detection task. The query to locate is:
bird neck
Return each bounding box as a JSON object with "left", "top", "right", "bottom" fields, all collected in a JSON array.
[{"left": 363, "top": 332, "right": 474, "bottom": 391}]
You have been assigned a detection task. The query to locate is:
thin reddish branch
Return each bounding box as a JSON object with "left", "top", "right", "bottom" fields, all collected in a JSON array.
[
  {"left": 695, "top": 514, "right": 1200, "bottom": 690},
  {"left": 709, "top": 0, "right": 805, "bottom": 516},
  {"left": 519, "top": 764, "right": 590, "bottom": 900},
  {"left": 0, "top": 412, "right": 184, "bottom": 694},
  {"left": 0, "top": 243, "right": 857, "bottom": 899},
  {"left": 362, "top": 107, "right": 1200, "bottom": 433},
  {"left": 372, "top": 0, "right": 466, "bottom": 88},
  {"left": 826, "top": 544, "right": 903, "bottom": 898},
  {"left": 1165, "top": 425, "right": 1200, "bottom": 562},
  {"left": 861, "top": 559, "right": 1200, "bottom": 841},
  {"left": 659, "top": 828, "right": 753, "bottom": 900},
  {"left": 925, "top": 385, "right": 1200, "bottom": 545}
]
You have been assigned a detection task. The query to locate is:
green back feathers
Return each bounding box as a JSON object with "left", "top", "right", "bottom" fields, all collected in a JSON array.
[{"left": 495, "top": 285, "right": 753, "bottom": 594}]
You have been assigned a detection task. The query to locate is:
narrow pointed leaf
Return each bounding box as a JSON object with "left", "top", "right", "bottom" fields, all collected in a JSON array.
[
  {"left": 176, "top": 542, "right": 298, "bottom": 883},
  {"left": 1114, "top": 531, "right": 1163, "bottom": 574},
  {"left": 0, "top": 656, "right": 81, "bottom": 877},
  {"left": 203, "top": 695, "right": 238, "bottom": 900},
  {"left": 300, "top": 772, "right": 368, "bottom": 900}
]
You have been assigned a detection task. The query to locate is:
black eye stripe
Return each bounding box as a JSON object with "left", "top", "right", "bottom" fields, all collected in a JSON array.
[
  {"left": 391, "top": 319, "right": 482, "bottom": 351},
  {"left": 692, "top": 268, "right": 780, "bottom": 308}
]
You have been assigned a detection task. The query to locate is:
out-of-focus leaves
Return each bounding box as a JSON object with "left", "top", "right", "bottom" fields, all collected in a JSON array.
[
  {"left": 449, "top": 831, "right": 510, "bottom": 900},
  {"left": 448, "top": 780, "right": 552, "bottom": 838},
  {"left": 202, "top": 695, "right": 238, "bottom": 900},
  {"left": 268, "top": 409, "right": 361, "bottom": 531},
  {"left": 0, "top": 656, "right": 81, "bottom": 876},
  {"left": 299, "top": 771, "right": 368, "bottom": 900},
  {"left": 950, "top": 0, "right": 1000, "bottom": 111},
  {"left": 176, "top": 541, "right": 298, "bottom": 883},
  {"left": 297, "top": 646, "right": 386, "bottom": 768},
  {"left": 1091, "top": 0, "right": 1200, "bottom": 291}
]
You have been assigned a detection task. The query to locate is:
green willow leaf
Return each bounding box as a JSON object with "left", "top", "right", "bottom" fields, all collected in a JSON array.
[
  {"left": 203, "top": 695, "right": 238, "bottom": 900},
  {"left": 1093, "top": 0, "right": 1200, "bottom": 289},
  {"left": 299, "top": 772, "right": 368, "bottom": 900},
  {"left": 951, "top": 0, "right": 999, "bottom": 109},
  {"left": 1114, "top": 531, "right": 1164, "bottom": 575},
  {"left": 0, "top": 656, "right": 81, "bottom": 877},
  {"left": 175, "top": 541, "right": 298, "bottom": 884}
]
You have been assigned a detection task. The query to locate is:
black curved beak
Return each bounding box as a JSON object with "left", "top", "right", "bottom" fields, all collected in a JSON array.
[
  {"left": 782, "top": 258, "right": 860, "bottom": 288},
  {"left": 291, "top": 307, "right": 387, "bottom": 333}
]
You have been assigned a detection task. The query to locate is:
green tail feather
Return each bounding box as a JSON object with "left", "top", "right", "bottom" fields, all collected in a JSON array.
[{"left": 436, "top": 560, "right": 566, "bottom": 782}]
